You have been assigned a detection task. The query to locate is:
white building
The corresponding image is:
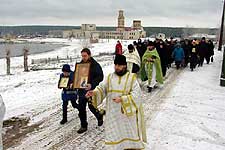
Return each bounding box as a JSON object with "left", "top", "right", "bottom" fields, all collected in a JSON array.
[
  {"left": 100, "top": 10, "right": 146, "bottom": 39},
  {"left": 62, "top": 10, "right": 146, "bottom": 40}
]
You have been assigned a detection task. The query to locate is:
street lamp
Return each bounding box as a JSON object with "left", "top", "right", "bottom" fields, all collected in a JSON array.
[
  {"left": 221, "top": 49, "right": 225, "bottom": 86},
  {"left": 219, "top": 1, "right": 225, "bottom": 86},
  {"left": 218, "top": 1, "right": 225, "bottom": 51}
]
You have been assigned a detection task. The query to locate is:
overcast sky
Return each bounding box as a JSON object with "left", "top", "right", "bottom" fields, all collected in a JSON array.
[{"left": 0, "top": 0, "right": 223, "bottom": 28}]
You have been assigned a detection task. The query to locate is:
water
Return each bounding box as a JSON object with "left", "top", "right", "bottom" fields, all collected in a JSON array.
[{"left": 0, "top": 43, "right": 66, "bottom": 58}]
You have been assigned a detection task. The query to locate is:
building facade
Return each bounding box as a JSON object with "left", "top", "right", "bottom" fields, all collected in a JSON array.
[{"left": 62, "top": 10, "right": 146, "bottom": 40}]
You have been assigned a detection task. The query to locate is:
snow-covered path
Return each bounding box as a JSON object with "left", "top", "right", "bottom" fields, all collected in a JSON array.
[{"left": 147, "top": 50, "right": 225, "bottom": 150}]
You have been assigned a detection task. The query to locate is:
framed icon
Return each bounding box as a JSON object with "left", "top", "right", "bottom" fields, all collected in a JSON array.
[
  {"left": 59, "top": 77, "right": 69, "bottom": 88},
  {"left": 73, "top": 63, "right": 90, "bottom": 89}
]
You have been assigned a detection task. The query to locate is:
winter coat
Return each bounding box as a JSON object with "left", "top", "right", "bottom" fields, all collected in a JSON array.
[
  {"left": 190, "top": 45, "right": 199, "bottom": 68},
  {"left": 115, "top": 43, "right": 123, "bottom": 55},
  {"left": 78, "top": 57, "right": 104, "bottom": 99},
  {"left": 198, "top": 41, "right": 208, "bottom": 57},
  {"left": 58, "top": 72, "right": 77, "bottom": 101},
  {"left": 208, "top": 42, "right": 214, "bottom": 56},
  {"left": 80, "top": 57, "right": 103, "bottom": 90},
  {"left": 156, "top": 45, "right": 168, "bottom": 76},
  {"left": 172, "top": 46, "right": 185, "bottom": 62},
  {"left": 182, "top": 43, "right": 191, "bottom": 62}
]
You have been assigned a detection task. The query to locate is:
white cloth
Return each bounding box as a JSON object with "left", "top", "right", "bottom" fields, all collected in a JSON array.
[
  {"left": 124, "top": 48, "right": 141, "bottom": 72},
  {"left": 92, "top": 72, "right": 147, "bottom": 150},
  {"left": 0, "top": 95, "right": 5, "bottom": 150},
  {"left": 147, "top": 64, "right": 157, "bottom": 88}
]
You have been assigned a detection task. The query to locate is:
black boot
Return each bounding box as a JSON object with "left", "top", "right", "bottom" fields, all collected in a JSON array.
[
  {"left": 98, "top": 114, "right": 104, "bottom": 126},
  {"left": 60, "top": 101, "right": 68, "bottom": 125},
  {"left": 77, "top": 127, "right": 87, "bottom": 134},
  {"left": 97, "top": 109, "right": 105, "bottom": 126},
  {"left": 147, "top": 86, "right": 152, "bottom": 93},
  {"left": 60, "top": 119, "right": 67, "bottom": 124}
]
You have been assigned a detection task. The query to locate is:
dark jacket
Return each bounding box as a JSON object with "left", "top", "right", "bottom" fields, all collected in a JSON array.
[
  {"left": 80, "top": 57, "right": 103, "bottom": 90},
  {"left": 58, "top": 72, "right": 77, "bottom": 101},
  {"left": 198, "top": 41, "right": 208, "bottom": 57}
]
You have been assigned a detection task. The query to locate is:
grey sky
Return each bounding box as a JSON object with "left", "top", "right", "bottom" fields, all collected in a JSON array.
[{"left": 0, "top": 0, "right": 223, "bottom": 27}]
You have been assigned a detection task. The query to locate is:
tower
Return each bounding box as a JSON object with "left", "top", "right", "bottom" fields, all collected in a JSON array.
[
  {"left": 117, "top": 10, "right": 125, "bottom": 31},
  {"left": 133, "top": 20, "right": 142, "bottom": 30}
]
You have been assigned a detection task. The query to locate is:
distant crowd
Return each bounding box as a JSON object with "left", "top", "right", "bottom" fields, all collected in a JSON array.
[
  {"left": 116, "top": 36, "right": 215, "bottom": 74},
  {"left": 115, "top": 37, "right": 215, "bottom": 93}
]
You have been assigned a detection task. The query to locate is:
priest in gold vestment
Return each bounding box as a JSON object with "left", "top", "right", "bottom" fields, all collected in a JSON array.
[{"left": 86, "top": 54, "right": 147, "bottom": 150}]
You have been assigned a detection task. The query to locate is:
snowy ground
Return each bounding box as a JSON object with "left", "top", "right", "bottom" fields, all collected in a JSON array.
[
  {"left": 0, "top": 38, "right": 225, "bottom": 150},
  {"left": 147, "top": 50, "right": 225, "bottom": 150}
]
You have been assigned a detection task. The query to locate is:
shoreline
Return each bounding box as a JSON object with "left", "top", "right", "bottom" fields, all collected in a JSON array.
[{"left": 0, "top": 42, "right": 69, "bottom": 59}]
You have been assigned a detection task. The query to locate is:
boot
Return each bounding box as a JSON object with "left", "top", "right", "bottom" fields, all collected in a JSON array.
[
  {"left": 77, "top": 127, "right": 87, "bottom": 134},
  {"left": 147, "top": 86, "right": 152, "bottom": 93},
  {"left": 60, "top": 119, "right": 67, "bottom": 124},
  {"left": 60, "top": 103, "right": 67, "bottom": 125},
  {"left": 97, "top": 114, "right": 104, "bottom": 126}
]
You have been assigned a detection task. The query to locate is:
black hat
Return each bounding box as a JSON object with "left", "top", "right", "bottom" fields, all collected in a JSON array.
[
  {"left": 114, "top": 54, "right": 127, "bottom": 65},
  {"left": 147, "top": 41, "right": 155, "bottom": 47},
  {"left": 62, "top": 64, "right": 71, "bottom": 72},
  {"left": 128, "top": 44, "right": 134, "bottom": 50}
]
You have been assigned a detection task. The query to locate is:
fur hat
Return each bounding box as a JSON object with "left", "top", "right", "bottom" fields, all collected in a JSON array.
[
  {"left": 128, "top": 44, "right": 134, "bottom": 50},
  {"left": 114, "top": 54, "right": 127, "bottom": 65},
  {"left": 62, "top": 64, "right": 71, "bottom": 72},
  {"left": 147, "top": 41, "right": 155, "bottom": 47}
]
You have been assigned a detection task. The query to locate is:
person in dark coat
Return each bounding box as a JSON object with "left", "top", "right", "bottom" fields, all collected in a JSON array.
[
  {"left": 76, "top": 48, "right": 104, "bottom": 134},
  {"left": 156, "top": 40, "right": 168, "bottom": 77},
  {"left": 58, "top": 64, "right": 78, "bottom": 124},
  {"left": 198, "top": 37, "right": 208, "bottom": 66},
  {"left": 190, "top": 41, "right": 199, "bottom": 71},
  {"left": 207, "top": 40, "right": 215, "bottom": 63},
  {"left": 166, "top": 39, "right": 176, "bottom": 68},
  {"left": 136, "top": 39, "right": 147, "bottom": 60},
  {"left": 182, "top": 39, "right": 191, "bottom": 67}
]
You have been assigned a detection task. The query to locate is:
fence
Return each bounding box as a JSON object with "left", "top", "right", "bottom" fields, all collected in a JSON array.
[{"left": 31, "top": 55, "right": 81, "bottom": 65}]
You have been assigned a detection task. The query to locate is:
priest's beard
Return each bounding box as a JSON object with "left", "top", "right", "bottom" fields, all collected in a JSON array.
[{"left": 115, "top": 67, "right": 127, "bottom": 76}]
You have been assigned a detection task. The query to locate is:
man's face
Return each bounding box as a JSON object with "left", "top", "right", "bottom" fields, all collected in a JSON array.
[
  {"left": 81, "top": 52, "right": 91, "bottom": 62},
  {"left": 63, "top": 71, "right": 69, "bottom": 77},
  {"left": 114, "top": 64, "right": 127, "bottom": 76},
  {"left": 147, "top": 45, "right": 154, "bottom": 51}
]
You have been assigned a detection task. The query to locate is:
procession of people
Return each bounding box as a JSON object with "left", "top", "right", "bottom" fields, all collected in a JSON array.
[
  {"left": 55, "top": 36, "right": 215, "bottom": 150},
  {"left": 0, "top": 36, "right": 215, "bottom": 150}
]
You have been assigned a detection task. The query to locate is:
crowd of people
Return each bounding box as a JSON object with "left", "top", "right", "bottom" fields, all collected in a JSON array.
[
  {"left": 56, "top": 36, "right": 215, "bottom": 150},
  {"left": 0, "top": 36, "right": 215, "bottom": 150},
  {"left": 130, "top": 37, "right": 214, "bottom": 73}
]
